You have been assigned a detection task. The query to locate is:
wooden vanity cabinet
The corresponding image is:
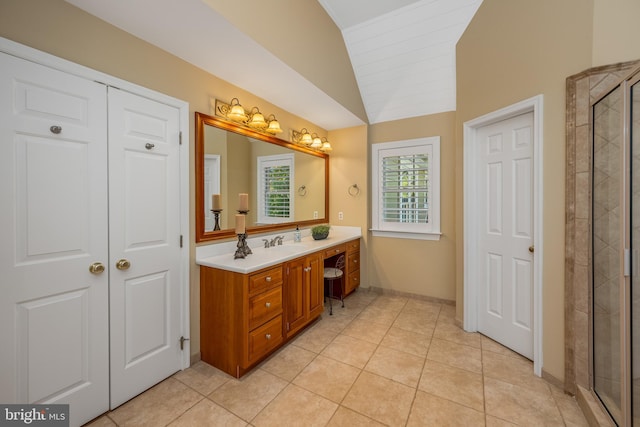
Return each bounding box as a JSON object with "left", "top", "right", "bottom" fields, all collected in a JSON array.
[
  {"left": 345, "top": 239, "right": 361, "bottom": 295},
  {"left": 200, "top": 265, "right": 284, "bottom": 378},
  {"left": 284, "top": 253, "right": 324, "bottom": 338},
  {"left": 199, "top": 237, "right": 361, "bottom": 378}
]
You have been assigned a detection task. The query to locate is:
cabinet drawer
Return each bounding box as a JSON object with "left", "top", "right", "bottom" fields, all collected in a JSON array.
[
  {"left": 346, "top": 239, "right": 360, "bottom": 253},
  {"left": 347, "top": 270, "right": 360, "bottom": 293},
  {"left": 248, "top": 315, "right": 283, "bottom": 364},
  {"left": 249, "top": 287, "right": 283, "bottom": 330},
  {"left": 323, "top": 244, "right": 346, "bottom": 259},
  {"left": 249, "top": 266, "right": 283, "bottom": 294},
  {"left": 347, "top": 251, "right": 360, "bottom": 272}
]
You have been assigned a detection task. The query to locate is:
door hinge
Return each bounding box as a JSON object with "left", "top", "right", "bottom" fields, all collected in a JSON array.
[
  {"left": 180, "top": 235, "right": 183, "bottom": 248},
  {"left": 179, "top": 336, "right": 190, "bottom": 350},
  {"left": 179, "top": 131, "right": 183, "bottom": 145}
]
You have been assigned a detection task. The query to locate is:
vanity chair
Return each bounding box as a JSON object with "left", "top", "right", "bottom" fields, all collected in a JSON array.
[{"left": 324, "top": 254, "right": 345, "bottom": 315}]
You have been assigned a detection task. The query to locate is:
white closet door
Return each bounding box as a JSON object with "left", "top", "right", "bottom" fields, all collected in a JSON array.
[
  {"left": 0, "top": 54, "right": 110, "bottom": 426},
  {"left": 107, "top": 88, "right": 183, "bottom": 408}
]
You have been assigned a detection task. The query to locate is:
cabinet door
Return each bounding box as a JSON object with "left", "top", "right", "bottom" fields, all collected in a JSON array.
[
  {"left": 307, "top": 253, "right": 324, "bottom": 319},
  {"left": 285, "top": 257, "right": 307, "bottom": 336}
]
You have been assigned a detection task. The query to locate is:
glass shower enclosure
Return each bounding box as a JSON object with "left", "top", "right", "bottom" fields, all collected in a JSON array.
[{"left": 593, "top": 70, "right": 640, "bottom": 425}]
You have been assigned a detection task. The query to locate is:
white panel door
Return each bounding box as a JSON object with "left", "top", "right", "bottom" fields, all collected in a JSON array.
[
  {"left": 0, "top": 54, "right": 109, "bottom": 426},
  {"left": 477, "top": 112, "right": 534, "bottom": 359},
  {"left": 107, "top": 88, "right": 183, "bottom": 408}
]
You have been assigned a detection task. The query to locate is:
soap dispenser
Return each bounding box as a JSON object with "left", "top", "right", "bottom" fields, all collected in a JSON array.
[{"left": 294, "top": 226, "right": 301, "bottom": 243}]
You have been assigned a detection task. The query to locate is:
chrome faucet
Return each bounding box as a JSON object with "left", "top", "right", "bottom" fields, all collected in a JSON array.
[
  {"left": 272, "top": 235, "right": 284, "bottom": 246},
  {"left": 264, "top": 235, "right": 285, "bottom": 247}
]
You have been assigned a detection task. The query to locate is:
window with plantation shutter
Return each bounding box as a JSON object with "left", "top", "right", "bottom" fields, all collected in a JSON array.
[
  {"left": 257, "top": 154, "right": 294, "bottom": 224},
  {"left": 371, "top": 137, "right": 441, "bottom": 240}
]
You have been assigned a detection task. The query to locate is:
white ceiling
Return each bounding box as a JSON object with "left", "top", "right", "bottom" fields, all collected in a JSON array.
[
  {"left": 319, "top": 0, "right": 483, "bottom": 124},
  {"left": 66, "top": 0, "right": 482, "bottom": 129}
]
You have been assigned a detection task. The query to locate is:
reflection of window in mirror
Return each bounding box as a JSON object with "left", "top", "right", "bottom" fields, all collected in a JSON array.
[
  {"left": 257, "top": 154, "right": 294, "bottom": 224},
  {"left": 204, "top": 154, "right": 221, "bottom": 230}
]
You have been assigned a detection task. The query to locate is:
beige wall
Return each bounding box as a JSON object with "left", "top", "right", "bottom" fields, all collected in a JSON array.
[
  {"left": 592, "top": 0, "right": 640, "bottom": 66},
  {"left": 0, "top": 0, "right": 349, "bottom": 359},
  {"left": 367, "top": 112, "right": 457, "bottom": 300},
  {"left": 456, "top": 0, "right": 594, "bottom": 381},
  {"left": 327, "top": 125, "right": 369, "bottom": 287}
]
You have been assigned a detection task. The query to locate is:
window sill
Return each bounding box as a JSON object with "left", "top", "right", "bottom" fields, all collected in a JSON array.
[{"left": 370, "top": 229, "right": 442, "bottom": 241}]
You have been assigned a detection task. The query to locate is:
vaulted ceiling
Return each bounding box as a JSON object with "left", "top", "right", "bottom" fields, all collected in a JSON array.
[{"left": 65, "top": 0, "right": 482, "bottom": 130}]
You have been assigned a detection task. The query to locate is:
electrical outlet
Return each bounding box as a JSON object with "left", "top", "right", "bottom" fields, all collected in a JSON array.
[
  {"left": 338, "top": 211, "right": 344, "bottom": 220},
  {"left": 313, "top": 211, "right": 318, "bottom": 219}
]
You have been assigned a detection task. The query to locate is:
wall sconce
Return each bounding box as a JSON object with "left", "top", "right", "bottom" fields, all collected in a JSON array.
[
  {"left": 265, "top": 114, "right": 282, "bottom": 134},
  {"left": 292, "top": 128, "right": 313, "bottom": 145},
  {"left": 247, "top": 107, "right": 267, "bottom": 129},
  {"left": 226, "top": 98, "right": 248, "bottom": 122},
  {"left": 215, "top": 98, "right": 283, "bottom": 135},
  {"left": 292, "top": 128, "right": 332, "bottom": 152}
]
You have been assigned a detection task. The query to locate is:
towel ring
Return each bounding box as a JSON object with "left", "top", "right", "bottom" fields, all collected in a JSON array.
[
  {"left": 348, "top": 184, "right": 360, "bottom": 196},
  {"left": 298, "top": 185, "right": 307, "bottom": 196}
]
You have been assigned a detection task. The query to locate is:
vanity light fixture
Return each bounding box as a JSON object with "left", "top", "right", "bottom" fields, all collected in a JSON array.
[
  {"left": 247, "top": 107, "right": 268, "bottom": 129},
  {"left": 265, "top": 114, "right": 283, "bottom": 134},
  {"left": 215, "top": 98, "right": 282, "bottom": 136},
  {"left": 292, "top": 128, "right": 332, "bottom": 153},
  {"left": 226, "top": 98, "right": 247, "bottom": 122},
  {"left": 291, "top": 128, "right": 313, "bottom": 145},
  {"left": 310, "top": 134, "right": 323, "bottom": 148}
]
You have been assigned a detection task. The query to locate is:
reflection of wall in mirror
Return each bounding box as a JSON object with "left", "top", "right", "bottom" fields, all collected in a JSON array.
[{"left": 295, "top": 152, "right": 325, "bottom": 221}]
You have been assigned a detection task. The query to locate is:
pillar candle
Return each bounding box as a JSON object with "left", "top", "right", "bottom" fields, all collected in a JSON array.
[
  {"left": 235, "top": 214, "right": 246, "bottom": 234},
  {"left": 238, "top": 193, "right": 249, "bottom": 211},
  {"left": 211, "top": 194, "right": 221, "bottom": 210}
]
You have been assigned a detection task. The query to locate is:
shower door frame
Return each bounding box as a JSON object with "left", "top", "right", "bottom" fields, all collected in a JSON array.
[{"left": 590, "top": 68, "right": 640, "bottom": 426}]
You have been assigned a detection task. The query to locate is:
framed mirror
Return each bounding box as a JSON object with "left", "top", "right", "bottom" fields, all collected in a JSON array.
[{"left": 195, "top": 112, "right": 329, "bottom": 242}]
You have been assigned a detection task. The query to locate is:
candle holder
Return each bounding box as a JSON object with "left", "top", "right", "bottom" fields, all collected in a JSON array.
[
  {"left": 241, "top": 233, "right": 252, "bottom": 256},
  {"left": 234, "top": 234, "right": 246, "bottom": 259},
  {"left": 210, "top": 209, "right": 223, "bottom": 231}
]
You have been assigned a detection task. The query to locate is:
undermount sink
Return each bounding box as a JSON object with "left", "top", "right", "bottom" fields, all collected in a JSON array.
[{"left": 262, "top": 243, "right": 310, "bottom": 254}]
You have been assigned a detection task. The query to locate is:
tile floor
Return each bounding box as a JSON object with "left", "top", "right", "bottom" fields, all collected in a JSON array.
[{"left": 86, "top": 290, "right": 588, "bottom": 426}]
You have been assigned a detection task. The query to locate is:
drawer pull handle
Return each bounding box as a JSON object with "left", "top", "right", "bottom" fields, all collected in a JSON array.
[
  {"left": 354, "top": 259, "right": 358, "bottom": 263},
  {"left": 265, "top": 333, "right": 271, "bottom": 340},
  {"left": 265, "top": 302, "right": 271, "bottom": 308},
  {"left": 265, "top": 276, "right": 272, "bottom": 282}
]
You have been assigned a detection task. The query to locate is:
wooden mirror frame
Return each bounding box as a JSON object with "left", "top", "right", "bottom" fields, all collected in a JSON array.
[{"left": 195, "top": 112, "right": 330, "bottom": 242}]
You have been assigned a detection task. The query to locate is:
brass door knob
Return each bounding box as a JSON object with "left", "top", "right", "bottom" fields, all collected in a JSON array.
[
  {"left": 529, "top": 245, "right": 535, "bottom": 253},
  {"left": 89, "top": 262, "right": 105, "bottom": 274},
  {"left": 116, "top": 259, "right": 131, "bottom": 270}
]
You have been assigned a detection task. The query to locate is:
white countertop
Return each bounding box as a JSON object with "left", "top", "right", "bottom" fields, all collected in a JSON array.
[{"left": 195, "top": 226, "right": 362, "bottom": 274}]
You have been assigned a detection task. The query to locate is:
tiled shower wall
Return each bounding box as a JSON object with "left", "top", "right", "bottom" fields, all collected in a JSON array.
[{"left": 565, "top": 60, "right": 640, "bottom": 398}]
